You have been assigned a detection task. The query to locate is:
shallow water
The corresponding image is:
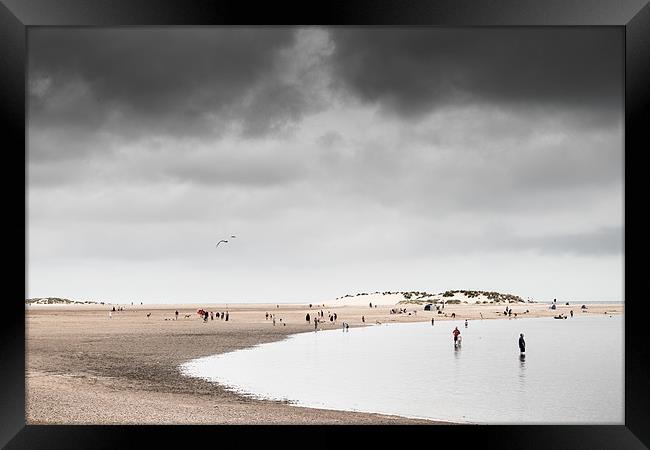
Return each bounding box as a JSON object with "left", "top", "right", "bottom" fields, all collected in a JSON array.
[{"left": 181, "top": 315, "right": 624, "bottom": 424}]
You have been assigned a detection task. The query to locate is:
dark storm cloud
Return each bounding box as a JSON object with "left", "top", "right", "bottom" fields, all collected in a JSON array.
[
  {"left": 27, "top": 28, "right": 623, "bottom": 303},
  {"left": 329, "top": 28, "right": 622, "bottom": 117},
  {"left": 28, "top": 28, "right": 311, "bottom": 139}
]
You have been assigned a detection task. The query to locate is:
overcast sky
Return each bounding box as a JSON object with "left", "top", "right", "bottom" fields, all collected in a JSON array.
[{"left": 27, "top": 27, "right": 623, "bottom": 304}]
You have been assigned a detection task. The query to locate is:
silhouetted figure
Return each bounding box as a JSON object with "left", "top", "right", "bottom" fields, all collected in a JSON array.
[
  {"left": 570, "top": 310, "right": 574, "bottom": 318},
  {"left": 519, "top": 333, "right": 526, "bottom": 353},
  {"left": 225, "top": 312, "right": 229, "bottom": 321},
  {"left": 362, "top": 316, "right": 365, "bottom": 323},
  {"left": 306, "top": 313, "right": 310, "bottom": 322},
  {"left": 175, "top": 310, "right": 179, "bottom": 320}
]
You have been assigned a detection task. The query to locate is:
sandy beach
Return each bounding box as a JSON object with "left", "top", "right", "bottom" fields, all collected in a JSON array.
[{"left": 26, "top": 301, "right": 623, "bottom": 424}]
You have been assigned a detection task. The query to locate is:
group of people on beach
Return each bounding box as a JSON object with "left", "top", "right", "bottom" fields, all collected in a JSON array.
[
  {"left": 390, "top": 308, "right": 416, "bottom": 315},
  {"left": 200, "top": 310, "right": 229, "bottom": 322},
  {"left": 266, "top": 312, "right": 287, "bottom": 326}
]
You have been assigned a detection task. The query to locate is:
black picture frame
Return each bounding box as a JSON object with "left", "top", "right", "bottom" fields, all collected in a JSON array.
[{"left": 2, "top": 0, "right": 648, "bottom": 448}]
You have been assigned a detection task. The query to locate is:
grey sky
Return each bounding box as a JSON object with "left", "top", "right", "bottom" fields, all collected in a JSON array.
[{"left": 27, "top": 27, "right": 623, "bottom": 303}]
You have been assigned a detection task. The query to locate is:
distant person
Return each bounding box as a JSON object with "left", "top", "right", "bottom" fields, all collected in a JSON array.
[
  {"left": 334, "top": 313, "right": 337, "bottom": 321},
  {"left": 309, "top": 303, "right": 312, "bottom": 308},
  {"left": 216, "top": 312, "right": 220, "bottom": 319},
  {"left": 480, "top": 313, "right": 483, "bottom": 319},
  {"left": 345, "top": 323, "right": 350, "bottom": 330},
  {"left": 277, "top": 304, "right": 279, "bottom": 309},
  {"left": 570, "top": 310, "right": 573, "bottom": 318},
  {"left": 519, "top": 333, "right": 526, "bottom": 353},
  {"left": 273, "top": 317, "right": 276, "bottom": 326},
  {"left": 265, "top": 312, "right": 269, "bottom": 320},
  {"left": 431, "top": 318, "right": 434, "bottom": 326},
  {"left": 306, "top": 313, "right": 310, "bottom": 322},
  {"left": 210, "top": 312, "right": 214, "bottom": 321},
  {"left": 221, "top": 312, "right": 225, "bottom": 320},
  {"left": 314, "top": 319, "right": 318, "bottom": 330},
  {"left": 330, "top": 315, "right": 334, "bottom": 322},
  {"left": 369, "top": 302, "right": 372, "bottom": 308},
  {"left": 225, "top": 312, "right": 229, "bottom": 321},
  {"left": 362, "top": 316, "right": 365, "bottom": 323},
  {"left": 452, "top": 327, "right": 461, "bottom": 344},
  {"left": 112, "top": 306, "right": 116, "bottom": 312},
  {"left": 175, "top": 310, "right": 179, "bottom": 320},
  {"left": 465, "top": 319, "right": 468, "bottom": 328}
]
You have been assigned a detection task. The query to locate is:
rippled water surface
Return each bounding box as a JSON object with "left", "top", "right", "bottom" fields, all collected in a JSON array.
[{"left": 181, "top": 315, "right": 623, "bottom": 424}]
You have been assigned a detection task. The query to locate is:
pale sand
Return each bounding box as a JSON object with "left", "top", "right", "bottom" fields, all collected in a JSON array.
[{"left": 26, "top": 301, "right": 622, "bottom": 424}]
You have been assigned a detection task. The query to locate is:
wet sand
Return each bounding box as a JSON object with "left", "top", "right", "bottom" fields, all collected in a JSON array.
[{"left": 26, "top": 301, "right": 622, "bottom": 424}]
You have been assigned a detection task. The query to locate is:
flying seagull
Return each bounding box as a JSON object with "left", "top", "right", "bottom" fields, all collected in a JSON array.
[{"left": 216, "top": 240, "right": 229, "bottom": 247}]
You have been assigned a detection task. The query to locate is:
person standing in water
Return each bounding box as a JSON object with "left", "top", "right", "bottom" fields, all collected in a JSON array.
[
  {"left": 465, "top": 319, "right": 468, "bottom": 328},
  {"left": 519, "top": 333, "right": 526, "bottom": 354},
  {"left": 452, "top": 326, "right": 461, "bottom": 344},
  {"left": 431, "top": 317, "right": 434, "bottom": 326}
]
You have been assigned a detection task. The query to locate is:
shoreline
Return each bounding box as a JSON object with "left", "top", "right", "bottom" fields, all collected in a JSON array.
[{"left": 26, "top": 302, "right": 622, "bottom": 424}]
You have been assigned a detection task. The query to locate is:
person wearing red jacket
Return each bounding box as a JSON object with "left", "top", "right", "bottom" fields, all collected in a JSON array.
[{"left": 452, "top": 326, "right": 461, "bottom": 343}]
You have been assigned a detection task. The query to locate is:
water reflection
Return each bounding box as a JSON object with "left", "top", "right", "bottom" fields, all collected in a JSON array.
[{"left": 183, "top": 316, "right": 623, "bottom": 424}]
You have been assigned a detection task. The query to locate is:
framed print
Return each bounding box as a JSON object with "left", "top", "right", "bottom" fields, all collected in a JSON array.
[{"left": 1, "top": 0, "right": 648, "bottom": 448}]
